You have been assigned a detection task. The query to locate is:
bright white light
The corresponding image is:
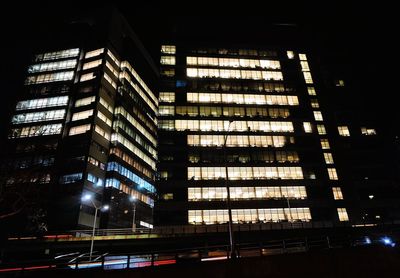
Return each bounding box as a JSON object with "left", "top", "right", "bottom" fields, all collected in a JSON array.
[
  {"left": 82, "top": 194, "right": 92, "bottom": 201},
  {"left": 129, "top": 196, "right": 137, "bottom": 202},
  {"left": 365, "top": 237, "right": 372, "bottom": 244},
  {"left": 381, "top": 236, "right": 395, "bottom": 247},
  {"left": 368, "top": 195, "right": 374, "bottom": 199},
  {"left": 102, "top": 205, "right": 110, "bottom": 211}
]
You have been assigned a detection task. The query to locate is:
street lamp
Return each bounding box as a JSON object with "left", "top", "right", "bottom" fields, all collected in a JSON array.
[
  {"left": 129, "top": 196, "right": 137, "bottom": 232},
  {"left": 81, "top": 194, "right": 109, "bottom": 261},
  {"left": 223, "top": 120, "right": 236, "bottom": 259}
]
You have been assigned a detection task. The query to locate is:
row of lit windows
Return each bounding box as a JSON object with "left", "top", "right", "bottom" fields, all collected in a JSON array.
[
  {"left": 111, "top": 133, "right": 156, "bottom": 170},
  {"left": 99, "top": 97, "right": 114, "bottom": 113},
  {"left": 114, "top": 107, "right": 157, "bottom": 146},
  {"left": 338, "top": 126, "right": 350, "bottom": 136},
  {"left": 104, "top": 73, "right": 117, "bottom": 89},
  {"left": 10, "top": 155, "right": 55, "bottom": 169},
  {"left": 88, "top": 156, "right": 106, "bottom": 170},
  {"left": 6, "top": 173, "right": 51, "bottom": 185},
  {"left": 189, "top": 48, "right": 277, "bottom": 57},
  {"left": 187, "top": 135, "right": 292, "bottom": 148},
  {"left": 105, "top": 178, "right": 154, "bottom": 207},
  {"left": 107, "top": 162, "right": 156, "bottom": 193},
  {"left": 16, "top": 96, "right": 69, "bottom": 110},
  {"left": 110, "top": 148, "right": 154, "bottom": 180},
  {"left": 28, "top": 59, "right": 77, "bottom": 73},
  {"left": 87, "top": 173, "right": 104, "bottom": 187},
  {"left": 186, "top": 92, "right": 299, "bottom": 106},
  {"left": 159, "top": 92, "right": 175, "bottom": 103},
  {"left": 194, "top": 81, "right": 287, "bottom": 94},
  {"left": 188, "top": 208, "right": 311, "bottom": 224},
  {"left": 75, "top": 96, "right": 95, "bottom": 107},
  {"left": 161, "top": 45, "right": 176, "bottom": 54},
  {"left": 9, "top": 123, "right": 63, "bottom": 138},
  {"left": 113, "top": 120, "right": 157, "bottom": 158},
  {"left": 187, "top": 68, "right": 283, "bottom": 80},
  {"left": 60, "top": 172, "right": 83, "bottom": 184},
  {"left": 25, "top": 71, "right": 74, "bottom": 85},
  {"left": 160, "top": 56, "right": 176, "bottom": 65},
  {"left": 163, "top": 105, "right": 290, "bottom": 118},
  {"left": 299, "top": 54, "right": 313, "bottom": 84},
  {"left": 186, "top": 57, "right": 281, "bottom": 69},
  {"left": 85, "top": 48, "right": 104, "bottom": 59},
  {"left": 95, "top": 125, "right": 110, "bottom": 141},
  {"left": 80, "top": 72, "right": 96, "bottom": 82},
  {"left": 119, "top": 71, "right": 157, "bottom": 113},
  {"left": 189, "top": 150, "right": 299, "bottom": 163},
  {"left": 72, "top": 109, "right": 93, "bottom": 121},
  {"left": 160, "top": 120, "right": 294, "bottom": 133},
  {"left": 187, "top": 166, "right": 303, "bottom": 180},
  {"left": 120, "top": 61, "right": 158, "bottom": 105},
  {"left": 69, "top": 124, "right": 91, "bottom": 136},
  {"left": 106, "top": 61, "right": 119, "bottom": 78},
  {"left": 97, "top": 111, "right": 112, "bottom": 126},
  {"left": 188, "top": 186, "right": 307, "bottom": 201},
  {"left": 82, "top": 59, "right": 102, "bottom": 70},
  {"left": 34, "top": 48, "right": 80, "bottom": 62},
  {"left": 12, "top": 109, "right": 66, "bottom": 124}
]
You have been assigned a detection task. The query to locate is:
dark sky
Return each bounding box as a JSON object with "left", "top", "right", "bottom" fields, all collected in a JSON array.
[{"left": 0, "top": 1, "right": 397, "bottom": 143}]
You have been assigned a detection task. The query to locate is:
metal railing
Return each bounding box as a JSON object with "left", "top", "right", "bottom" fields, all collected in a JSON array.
[{"left": 1, "top": 233, "right": 397, "bottom": 274}]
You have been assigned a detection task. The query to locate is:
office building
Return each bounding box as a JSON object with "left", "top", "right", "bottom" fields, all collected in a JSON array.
[{"left": 1, "top": 9, "right": 158, "bottom": 232}]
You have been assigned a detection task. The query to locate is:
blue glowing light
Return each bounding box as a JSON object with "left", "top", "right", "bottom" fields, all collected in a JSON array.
[
  {"left": 365, "top": 237, "right": 372, "bottom": 244},
  {"left": 381, "top": 236, "right": 395, "bottom": 247}
]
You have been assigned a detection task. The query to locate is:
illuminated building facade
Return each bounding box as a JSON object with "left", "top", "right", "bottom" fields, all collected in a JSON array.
[
  {"left": 155, "top": 42, "right": 395, "bottom": 226},
  {"left": 1, "top": 10, "right": 158, "bottom": 232}
]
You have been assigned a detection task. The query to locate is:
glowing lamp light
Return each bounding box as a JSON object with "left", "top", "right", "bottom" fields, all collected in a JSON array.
[
  {"left": 365, "top": 237, "right": 372, "bottom": 244},
  {"left": 102, "top": 205, "right": 110, "bottom": 211},
  {"left": 381, "top": 236, "right": 396, "bottom": 247},
  {"left": 129, "top": 196, "right": 137, "bottom": 202},
  {"left": 82, "top": 194, "right": 92, "bottom": 201}
]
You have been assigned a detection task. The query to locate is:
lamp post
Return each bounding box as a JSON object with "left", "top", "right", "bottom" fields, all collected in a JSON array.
[
  {"left": 223, "top": 120, "right": 236, "bottom": 259},
  {"left": 81, "top": 194, "right": 109, "bottom": 261},
  {"left": 129, "top": 196, "right": 137, "bottom": 232}
]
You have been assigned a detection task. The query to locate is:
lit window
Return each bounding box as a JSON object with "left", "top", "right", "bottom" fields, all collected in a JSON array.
[
  {"left": 287, "top": 51, "right": 295, "bottom": 59},
  {"left": 335, "top": 79, "right": 345, "bottom": 87},
  {"left": 75, "top": 96, "right": 95, "bottom": 107},
  {"left": 80, "top": 72, "right": 95, "bottom": 82},
  {"left": 85, "top": 48, "right": 104, "bottom": 59},
  {"left": 299, "top": 54, "right": 308, "bottom": 61},
  {"left": 159, "top": 92, "right": 175, "bottom": 103},
  {"left": 361, "top": 127, "right": 376, "bottom": 135},
  {"left": 160, "top": 56, "right": 176, "bottom": 65},
  {"left": 324, "top": 153, "right": 334, "bottom": 164},
  {"left": 107, "top": 50, "right": 120, "bottom": 67},
  {"left": 159, "top": 105, "right": 175, "bottom": 116},
  {"left": 28, "top": 59, "right": 77, "bottom": 73},
  {"left": 338, "top": 126, "right": 350, "bottom": 136},
  {"left": 320, "top": 139, "right": 330, "bottom": 149},
  {"left": 60, "top": 173, "right": 82, "bottom": 184},
  {"left": 104, "top": 73, "right": 117, "bottom": 89},
  {"left": 25, "top": 71, "right": 74, "bottom": 85},
  {"left": 87, "top": 173, "right": 103, "bottom": 187},
  {"left": 337, "top": 208, "right": 349, "bottom": 221},
  {"left": 97, "top": 111, "right": 112, "bottom": 126},
  {"left": 327, "top": 168, "right": 338, "bottom": 180},
  {"left": 9, "top": 124, "right": 62, "bottom": 138},
  {"left": 16, "top": 96, "right": 69, "bottom": 110},
  {"left": 72, "top": 109, "right": 94, "bottom": 121},
  {"left": 317, "top": 124, "right": 326, "bottom": 135},
  {"left": 303, "top": 122, "right": 312, "bottom": 133},
  {"left": 99, "top": 97, "right": 113, "bottom": 113},
  {"left": 12, "top": 109, "right": 66, "bottom": 124},
  {"left": 300, "top": 61, "right": 310, "bottom": 71},
  {"left": 303, "top": 72, "right": 313, "bottom": 84},
  {"left": 310, "top": 99, "right": 319, "bottom": 108},
  {"left": 307, "top": 87, "right": 316, "bottom": 95},
  {"left": 34, "top": 48, "right": 80, "bottom": 62},
  {"left": 161, "top": 68, "right": 175, "bottom": 77},
  {"left": 332, "top": 187, "right": 343, "bottom": 200},
  {"left": 313, "top": 111, "right": 323, "bottom": 121},
  {"left": 82, "top": 59, "right": 102, "bottom": 70},
  {"left": 69, "top": 124, "right": 91, "bottom": 136},
  {"left": 161, "top": 45, "right": 176, "bottom": 54},
  {"left": 94, "top": 125, "right": 110, "bottom": 140}
]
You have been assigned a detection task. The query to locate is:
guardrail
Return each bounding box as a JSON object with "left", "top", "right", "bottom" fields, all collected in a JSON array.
[{"left": 1, "top": 233, "right": 398, "bottom": 274}]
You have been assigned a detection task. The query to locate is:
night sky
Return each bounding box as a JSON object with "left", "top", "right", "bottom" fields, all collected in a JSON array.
[{"left": 1, "top": 1, "right": 398, "bottom": 146}]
